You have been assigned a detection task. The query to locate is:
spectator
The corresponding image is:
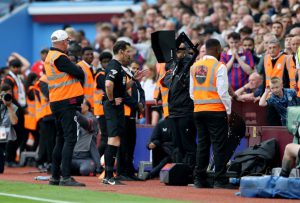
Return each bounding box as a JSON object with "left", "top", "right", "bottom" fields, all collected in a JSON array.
[
  {"left": 284, "top": 34, "right": 294, "bottom": 55},
  {"left": 242, "top": 37, "right": 260, "bottom": 67},
  {"left": 271, "top": 21, "right": 285, "bottom": 49},
  {"left": 259, "top": 77, "right": 298, "bottom": 126},
  {"left": 235, "top": 72, "right": 263, "bottom": 102},
  {"left": 279, "top": 143, "right": 300, "bottom": 177},
  {"left": 220, "top": 32, "right": 254, "bottom": 90},
  {"left": 31, "top": 48, "right": 49, "bottom": 78}
]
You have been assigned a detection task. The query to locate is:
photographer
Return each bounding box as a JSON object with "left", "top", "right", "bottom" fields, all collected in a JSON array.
[{"left": 0, "top": 84, "right": 18, "bottom": 173}]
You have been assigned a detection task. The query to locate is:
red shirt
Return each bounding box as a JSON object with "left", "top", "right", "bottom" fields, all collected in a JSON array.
[{"left": 31, "top": 60, "right": 44, "bottom": 77}]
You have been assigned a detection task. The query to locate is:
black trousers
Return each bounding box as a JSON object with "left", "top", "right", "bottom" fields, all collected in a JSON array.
[
  {"left": 117, "top": 117, "right": 136, "bottom": 176},
  {"left": 149, "top": 146, "right": 172, "bottom": 178},
  {"left": 51, "top": 108, "right": 78, "bottom": 179},
  {"left": 266, "top": 105, "right": 282, "bottom": 126},
  {"left": 38, "top": 118, "right": 56, "bottom": 164},
  {"left": 168, "top": 115, "right": 196, "bottom": 168},
  {"left": 71, "top": 158, "right": 95, "bottom": 176},
  {"left": 6, "top": 110, "right": 25, "bottom": 163},
  {"left": 193, "top": 111, "right": 228, "bottom": 182},
  {"left": 97, "top": 115, "right": 108, "bottom": 158},
  {"left": 0, "top": 143, "right": 6, "bottom": 173}
]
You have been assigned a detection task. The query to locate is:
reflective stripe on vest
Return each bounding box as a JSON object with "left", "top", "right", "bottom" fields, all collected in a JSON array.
[
  {"left": 264, "top": 54, "right": 287, "bottom": 86},
  {"left": 24, "top": 86, "right": 37, "bottom": 130},
  {"left": 192, "top": 59, "right": 225, "bottom": 112},
  {"left": 93, "top": 71, "right": 105, "bottom": 116},
  {"left": 45, "top": 50, "right": 83, "bottom": 102},
  {"left": 77, "top": 61, "right": 94, "bottom": 107}
]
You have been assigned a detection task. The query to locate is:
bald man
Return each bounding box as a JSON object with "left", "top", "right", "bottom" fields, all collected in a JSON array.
[{"left": 235, "top": 72, "right": 263, "bottom": 102}]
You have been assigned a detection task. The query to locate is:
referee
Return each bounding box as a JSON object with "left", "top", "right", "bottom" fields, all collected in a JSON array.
[{"left": 102, "top": 41, "right": 142, "bottom": 185}]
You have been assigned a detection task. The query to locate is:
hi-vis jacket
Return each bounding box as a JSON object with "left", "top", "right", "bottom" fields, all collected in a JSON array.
[
  {"left": 77, "top": 60, "right": 94, "bottom": 107},
  {"left": 44, "top": 50, "right": 83, "bottom": 102},
  {"left": 190, "top": 57, "right": 226, "bottom": 112},
  {"left": 263, "top": 53, "right": 296, "bottom": 88}
]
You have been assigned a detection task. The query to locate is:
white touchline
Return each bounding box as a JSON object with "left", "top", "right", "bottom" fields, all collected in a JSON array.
[{"left": 0, "top": 192, "right": 78, "bottom": 203}]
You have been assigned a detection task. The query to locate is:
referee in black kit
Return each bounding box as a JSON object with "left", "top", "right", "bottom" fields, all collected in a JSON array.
[{"left": 102, "top": 40, "right": 144, "bottom": 185}]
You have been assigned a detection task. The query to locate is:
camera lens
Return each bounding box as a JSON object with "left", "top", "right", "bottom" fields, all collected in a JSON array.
[{"left": 3, "top": 93, "right": 12, "bottom": 102}]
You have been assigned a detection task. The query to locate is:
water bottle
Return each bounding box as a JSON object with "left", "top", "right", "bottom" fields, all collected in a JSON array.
[
  {"left": 229, "top": 177, "right": 240, "bottom": 185},
  {"left": 34, "top": 176, "right": 50, "bottom": 181}
]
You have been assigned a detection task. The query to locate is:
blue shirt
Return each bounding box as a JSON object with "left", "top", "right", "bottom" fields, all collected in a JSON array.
[{"left": 267, "top": 88, "right": 298, "bottom": 126}]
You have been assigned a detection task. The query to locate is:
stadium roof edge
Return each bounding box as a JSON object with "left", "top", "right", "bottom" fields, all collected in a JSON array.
[{"left": 28, "top": 1, "right": 141, "bottom": 15}]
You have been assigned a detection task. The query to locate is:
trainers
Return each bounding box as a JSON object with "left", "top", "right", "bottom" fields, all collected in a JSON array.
[
  {"left": 103, "top": 177, "right": 125, "bottom": 185},
  {"left": 59, "top": 177, "right": 86, "bottom": 187},
  {"left": 49, "top": 177, "right": 60, "bottom": 186}
]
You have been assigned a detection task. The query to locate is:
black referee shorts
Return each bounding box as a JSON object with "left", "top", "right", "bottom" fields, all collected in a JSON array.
[{"left": 103, "top": 101, "right": 125, "bottom": 137}]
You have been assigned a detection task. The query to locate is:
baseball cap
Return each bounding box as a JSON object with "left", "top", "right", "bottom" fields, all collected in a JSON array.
[{"left": 51, "top": 30, "right": 69, "bottom": 42}]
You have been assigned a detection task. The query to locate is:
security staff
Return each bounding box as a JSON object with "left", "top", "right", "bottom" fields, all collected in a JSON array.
[
  {"left": 102, "top": 41, "right": 143, "bottom": 185},
  {"left": 77, "top": 47, "right": 95, "bottom": 108},
  {"left": 190, "top": 39, "right": 232, "bottom": 189},
  {"left": 45, "top": 30, "right": 85, "bottom": 187}
]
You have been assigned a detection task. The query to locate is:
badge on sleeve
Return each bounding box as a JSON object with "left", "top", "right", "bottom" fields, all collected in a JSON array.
[{"left": 195, "top": 65, "right": 208, "bottom": 84}]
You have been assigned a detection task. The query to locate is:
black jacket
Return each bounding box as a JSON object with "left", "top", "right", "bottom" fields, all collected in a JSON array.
[
  {"left": 123, "top": 72, "right": 145, "bottom": 118},
  {"left": 163, "top": 56, "right": 194, "bottom": 118},
  {"left": 147, "top": 119, "right": 173, "bottom": 155}
]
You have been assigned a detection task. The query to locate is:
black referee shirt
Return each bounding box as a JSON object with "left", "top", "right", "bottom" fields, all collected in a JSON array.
[{"left": 105, "top": 59, "right": 127, "bottom": 99}]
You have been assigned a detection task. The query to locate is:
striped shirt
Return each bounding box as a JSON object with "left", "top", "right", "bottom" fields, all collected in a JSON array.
[{"left": 220, "top": 48, "right": 254, "bottom": 90}]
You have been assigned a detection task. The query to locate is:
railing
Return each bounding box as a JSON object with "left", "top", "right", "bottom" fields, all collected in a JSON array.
[{"left": 144, "top": 100, "right": 268, "bottom": 125}]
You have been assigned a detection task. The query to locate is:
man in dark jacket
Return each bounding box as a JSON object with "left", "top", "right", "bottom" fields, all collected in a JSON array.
[
  {"left": 162, "top": 48, "right": 196, "bottom": 169},
  {"left": 145, "top": 119, "right": 173, "bottom": 179}
]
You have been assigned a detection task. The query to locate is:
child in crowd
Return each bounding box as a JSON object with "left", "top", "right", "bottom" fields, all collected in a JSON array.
[{"left": 259, "top": 77, "right": 298, "bottom": 126}]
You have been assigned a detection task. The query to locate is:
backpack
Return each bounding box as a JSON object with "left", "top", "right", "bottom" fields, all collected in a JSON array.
[{"left": 228, "top": 138, "right": 279, "bottom": 177}]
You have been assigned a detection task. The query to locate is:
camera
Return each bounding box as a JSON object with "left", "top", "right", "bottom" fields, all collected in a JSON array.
[{"left": 1, "top": 93, "right": 12, "bottom": 102}]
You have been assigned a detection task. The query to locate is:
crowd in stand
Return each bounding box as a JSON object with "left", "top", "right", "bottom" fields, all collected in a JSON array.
[{"left": 1, "top": 0, "right": 300, "bottom": 186}]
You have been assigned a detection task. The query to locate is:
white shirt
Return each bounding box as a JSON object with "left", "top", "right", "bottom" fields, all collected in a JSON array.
[{"left": 190, "top": 55, "right": 232, "bottom": 115}]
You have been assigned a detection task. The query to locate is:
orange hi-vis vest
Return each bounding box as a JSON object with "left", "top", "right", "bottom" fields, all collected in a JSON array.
[
  {"left": 93, "top": 70, "right": 105, "bottom": 116},
  {"left": 124, "top": 75, "right": 131, "bottom": 117},
  {"left": 2, "top": 75, "right": 19, "bottom": 101},
  {"left": 153, "top": 63, "right": 167, "bottom": 100},
  {"left": 24, "top": 86, "right": 37, "bottom": 131},
  {"left": 159, "top": 69, "right": 169, "bottom": 118},
  {"left": 44, "top": 50, "right": 83, "bottom": 102},
  {"left": 39, "top": 75, "right": 52, "bottom": 118},
  {"left": 34, "top": 80, "right": 43, "bottom": 122},
  {"left": 264, "top": 54, "right": 296, "bottom": 88},
  {"left": 77, "top": 60, "right": 94, "bottom": 107},
  {"left": 191, "top": 58, "right": 226, "bottom": 112}
]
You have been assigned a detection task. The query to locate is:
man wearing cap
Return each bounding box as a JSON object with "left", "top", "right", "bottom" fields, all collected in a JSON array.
[{"left": 45, "top": 30, "right": 85, "bottom": 186}]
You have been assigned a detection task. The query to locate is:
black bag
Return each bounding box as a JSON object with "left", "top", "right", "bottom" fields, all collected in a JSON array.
[{"left": 228, "top": 138, "right": 279, "bottom": 177}]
